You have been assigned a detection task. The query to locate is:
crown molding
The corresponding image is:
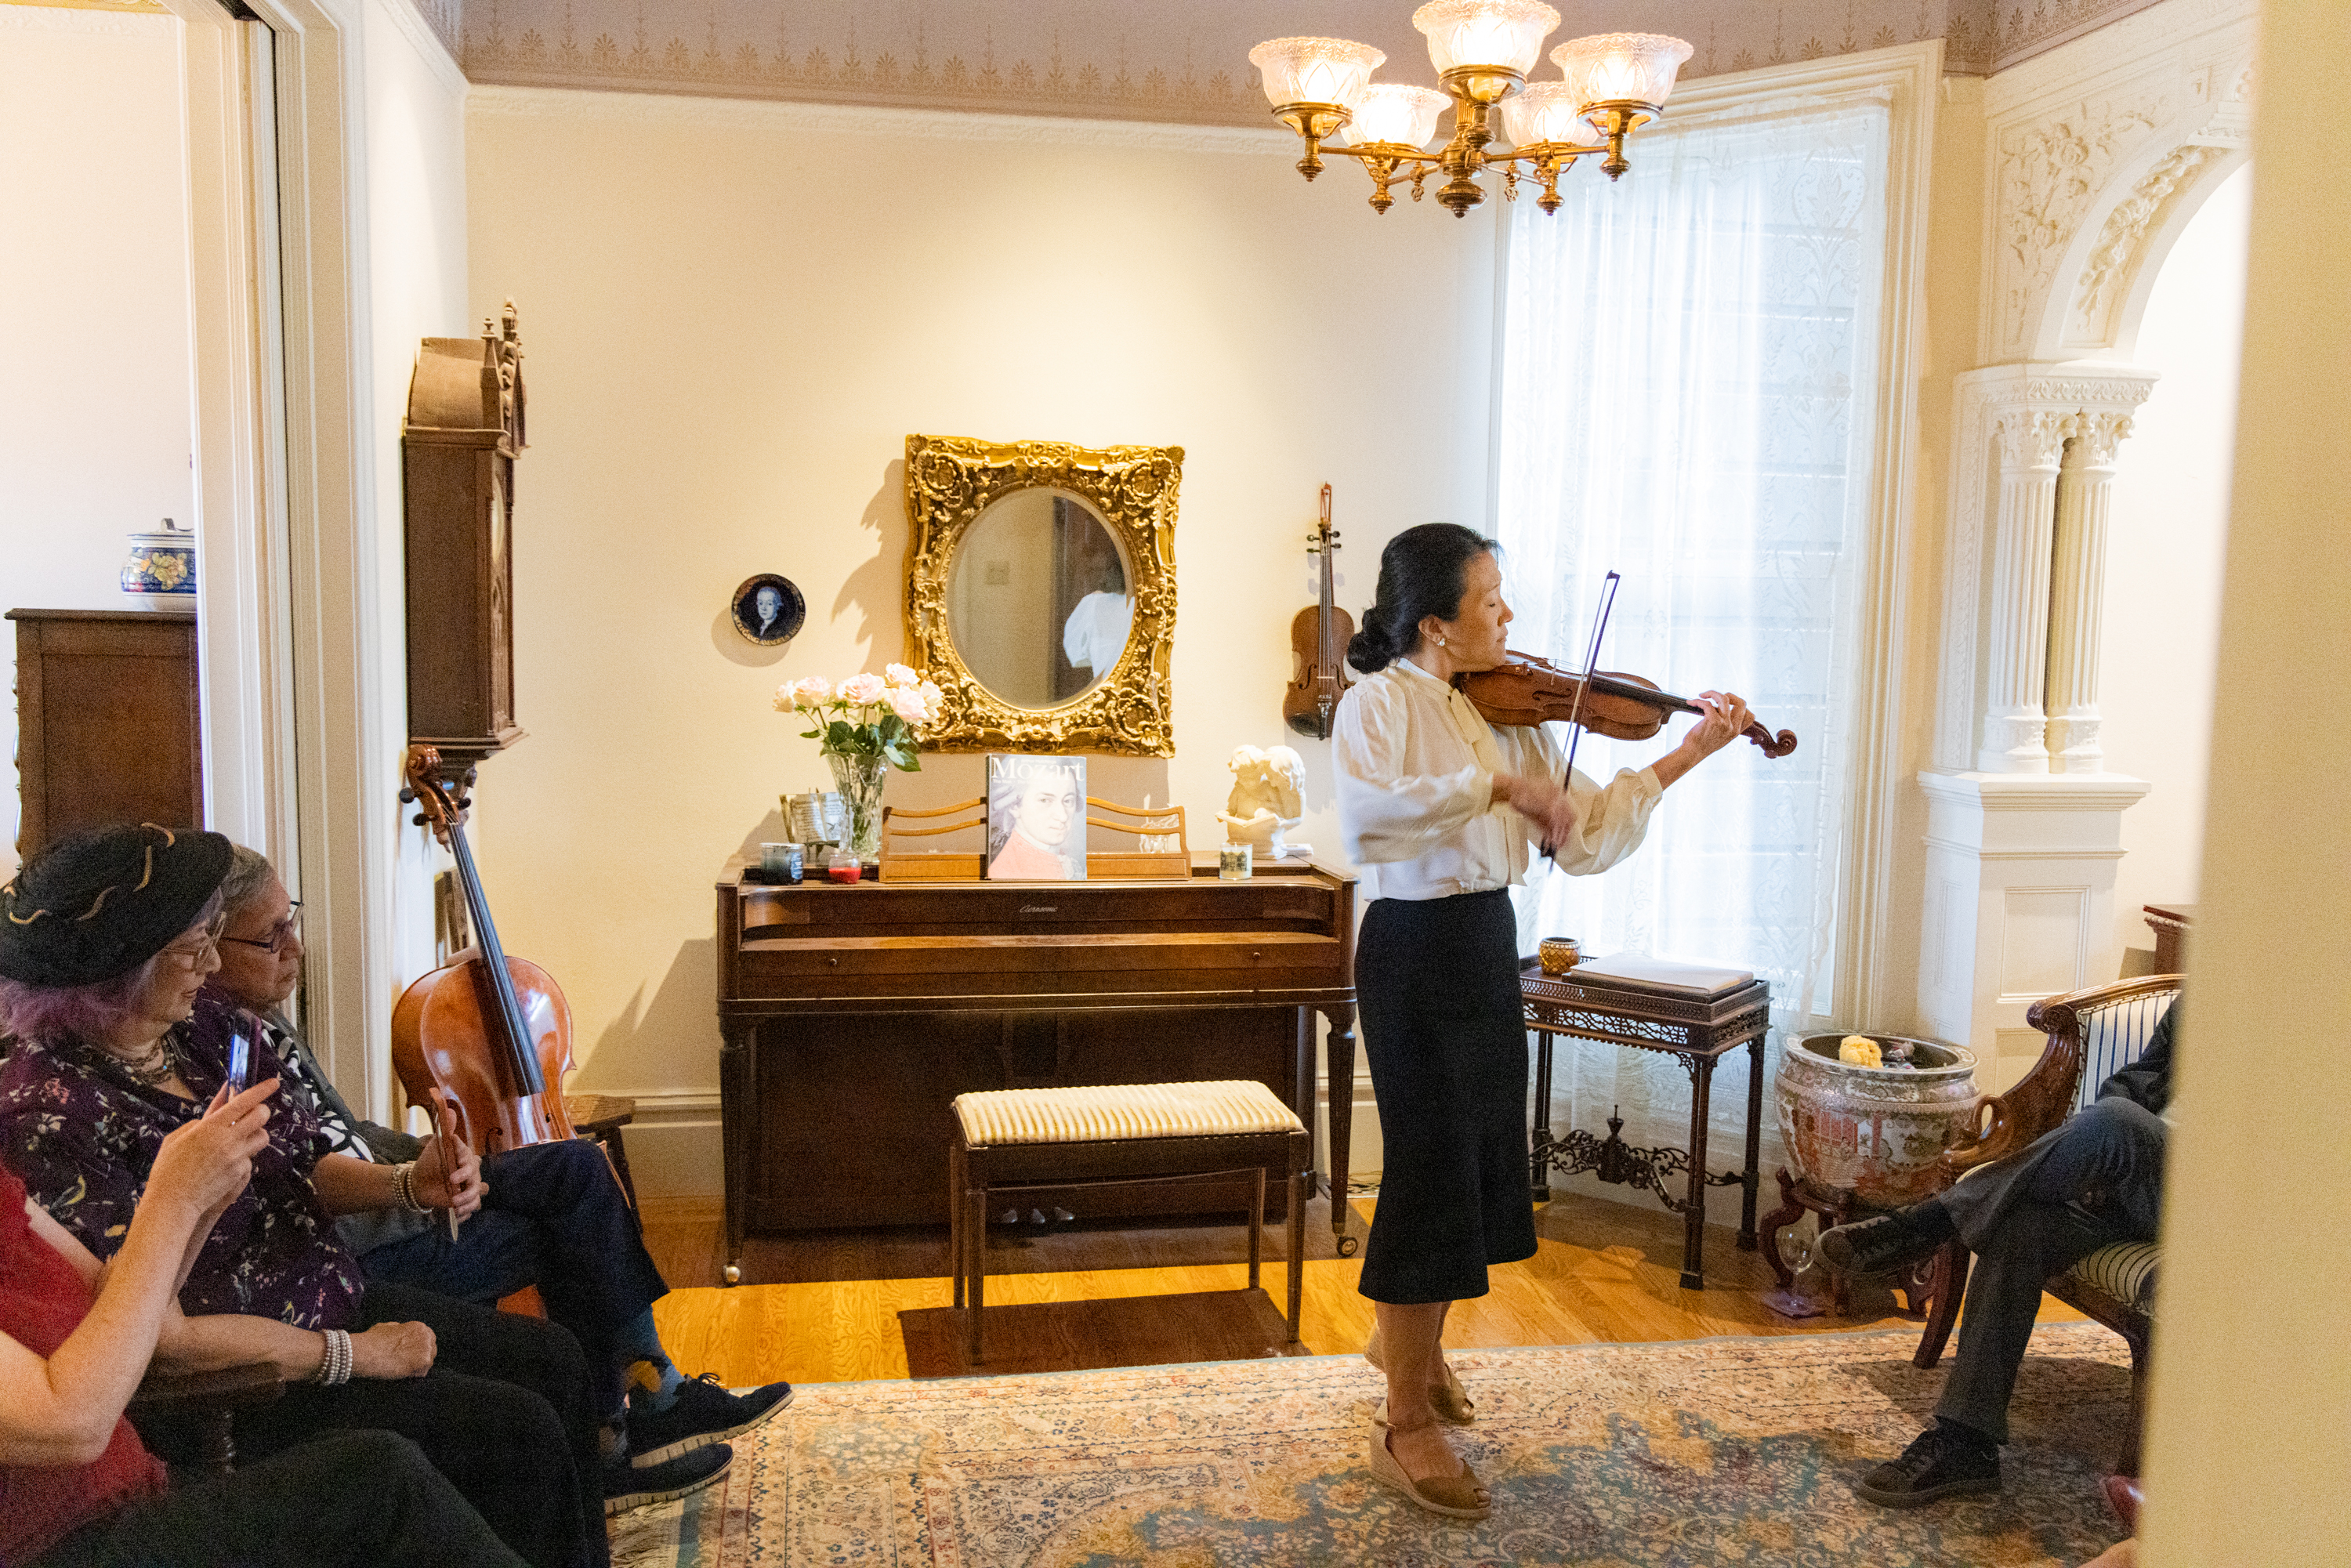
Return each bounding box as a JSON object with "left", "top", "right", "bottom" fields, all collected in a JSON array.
[{"left": 463, "top": 82, "right": 1294, "bottom": 155}]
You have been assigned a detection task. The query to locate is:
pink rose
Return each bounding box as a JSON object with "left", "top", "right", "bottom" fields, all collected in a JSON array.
[
  {"left": 917, "top": 680, "right": 945, "bottom": 710},
  {"left": 885, "top": 663, "right": 921, "bottom": 689},
  {"left": 839, "top": 672, "right": 886, "bottom": 705},
  {"left": 784, "top": 676, "right": 831, "bottom": 711},
  {"left": 886, "top": 687, "right": 930, "bottom": 724}
]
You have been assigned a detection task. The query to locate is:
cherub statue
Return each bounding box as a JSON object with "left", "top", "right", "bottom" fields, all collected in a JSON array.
[{"left": 1219, "top": 744, "right": 1311, "bottom": 860}]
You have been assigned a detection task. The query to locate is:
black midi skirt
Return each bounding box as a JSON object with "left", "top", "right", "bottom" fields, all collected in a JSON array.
[{"left": 1354, "top": 889, "right": 1537, "bottom": 1305}]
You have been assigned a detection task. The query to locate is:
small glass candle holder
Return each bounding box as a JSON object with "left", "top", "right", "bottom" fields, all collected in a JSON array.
[
  {"left": 1218, "top": 842, "right": 1253, "bottom": 881},
  {"left": 825, "top": 846, "right": 862, "bottom": 885},
  {"left": 1538, "top": 936, "right": 1582, "bottom": 975},
  {"left": 760, "top": 842, "right": 805, "bottom": 884}
]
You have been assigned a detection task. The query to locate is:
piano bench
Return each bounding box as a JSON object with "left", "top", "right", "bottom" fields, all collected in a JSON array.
[{"left": 949, "top": 1081, "right": 1313, "bottom": 1365}]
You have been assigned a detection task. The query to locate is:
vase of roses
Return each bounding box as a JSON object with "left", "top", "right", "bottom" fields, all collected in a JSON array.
[{"left": 777, "top": 664, "right": 944, "bottom": 860}]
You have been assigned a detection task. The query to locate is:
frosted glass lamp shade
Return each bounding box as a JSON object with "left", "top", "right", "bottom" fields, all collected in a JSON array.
[
  {"left": 1248, "top": 37, "right": 1385, "bottom": 110},
  {"left": 1551, "top": 32, "right": 1694, "bottom": 111},
  {"left": 1345, "top": 84, "right": 1450, "bottom": 147},
  {"left": 1411, "top": 0, "right": 1560, "bottom": 78},
  {"left": 1500, "top": 81, "right": 1596, "bottom": 147}
]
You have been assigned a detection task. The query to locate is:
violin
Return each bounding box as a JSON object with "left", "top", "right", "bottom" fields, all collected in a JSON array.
[
  {"left": 390, "top": 744, "right": 578, "bottom": 1159},
  {"left": 1456, "top": 650, "right": 1799, "bottom": 759},
  {"left": 1282, "top": 483, "right": 1354, "bottom": 741}
]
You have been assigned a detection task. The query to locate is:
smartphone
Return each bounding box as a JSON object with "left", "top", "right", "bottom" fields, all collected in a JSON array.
[{"left": 224, "top": 1027, "right": 252, "bottom": 1095}]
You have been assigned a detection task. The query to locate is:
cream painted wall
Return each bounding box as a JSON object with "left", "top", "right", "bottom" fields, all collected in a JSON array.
[
  {"left": 462, "top": 89, "right": 1498, "bottom": 1194},
  {"left": 351, "top": 0, "right": 472, "bottom": 1118},
  {"left": 2099, "top": 161, "right": 2248, "bottom": 962},
  {"left": 0, "top": 8, "right": 197, "bottom": 879},
  {"left": 2143, "top": 2, "right": 2351, "bottom": 1555}
]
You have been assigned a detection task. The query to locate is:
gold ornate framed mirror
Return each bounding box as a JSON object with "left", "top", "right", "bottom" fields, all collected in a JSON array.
[{"left": 904, "top": 434, "right": 1180, "bottom": 755}]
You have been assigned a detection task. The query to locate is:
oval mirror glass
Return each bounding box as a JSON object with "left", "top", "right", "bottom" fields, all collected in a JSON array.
[{"left": 946, "top": 489, "right": 1131, "bottom": 709}]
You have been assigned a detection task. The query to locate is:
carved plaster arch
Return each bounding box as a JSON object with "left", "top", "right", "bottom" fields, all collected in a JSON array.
[{"left": 2023, "top": 57, "right": 2253, "bottom": 362}]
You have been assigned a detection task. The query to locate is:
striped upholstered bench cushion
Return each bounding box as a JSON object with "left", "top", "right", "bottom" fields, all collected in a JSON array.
[
  {"left": 952, "top": 1080, "right": 1302, "bottom": 1146},
  {"left": 2063, "top": 1240, "right": 2161, "bottom": 1316}
]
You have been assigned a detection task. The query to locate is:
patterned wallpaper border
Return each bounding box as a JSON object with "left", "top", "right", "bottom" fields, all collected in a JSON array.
[{"left": 447, "top": 1, "right": 2172, "bottom": 129}]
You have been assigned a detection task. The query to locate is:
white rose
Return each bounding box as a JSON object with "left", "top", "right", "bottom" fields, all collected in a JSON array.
[
  {"left": 839, "top": 672, "right": 886, "bottom": 705},
  {"left": 886, "top": 687, "right": 929, "bottom": 724},
  {"left": 787, "top": 676, "right": 832, "bottom": 710},
  {"left": 885, "top": 663, "right": 921, "bottom": 689}
]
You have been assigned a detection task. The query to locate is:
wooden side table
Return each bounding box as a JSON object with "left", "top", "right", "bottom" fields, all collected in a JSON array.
[
  {"left": 1521, "top": 959, "right": 1772, "bottom": 1289},
  {"left": 1756, "top": 1167, "right": 1940, "bottom": 1320},
  {"left": 564, "top": 1093, "right": 639, "bottom": 1208}
]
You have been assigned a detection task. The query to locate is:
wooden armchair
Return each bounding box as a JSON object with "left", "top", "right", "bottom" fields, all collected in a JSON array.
[
  {"left": 128, "top": 1363, "right": 285, "bottom": 1476},
  {"left": 1912, "top": 974, "right": 2179, "bottom": 1475}
]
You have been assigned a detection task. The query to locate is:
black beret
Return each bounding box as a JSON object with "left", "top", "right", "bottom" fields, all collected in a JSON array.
[{"left": 0, "top": 824, "right": 232, "bottom": 987}]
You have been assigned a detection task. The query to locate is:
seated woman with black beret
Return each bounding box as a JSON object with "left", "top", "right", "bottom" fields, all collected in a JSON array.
[
  {"left": 1, "top": 1063, "right": 524, "bottom": 1566},
  {"left": 0, "top": 824, "right": 708, "bottom": 1568}
]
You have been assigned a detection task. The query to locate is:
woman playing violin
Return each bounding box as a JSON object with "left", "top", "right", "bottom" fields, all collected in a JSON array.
[{"left": 1331, "top": 524, "right": 1751, "bottom": 1522}]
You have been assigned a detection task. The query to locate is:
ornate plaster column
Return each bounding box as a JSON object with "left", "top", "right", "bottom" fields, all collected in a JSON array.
[
  {"left": 1976, "top": 407, "right": 2069, "bottom": 773},
  {"left": 2045, "top": 410, "right": 2134, "bottom": 770}
]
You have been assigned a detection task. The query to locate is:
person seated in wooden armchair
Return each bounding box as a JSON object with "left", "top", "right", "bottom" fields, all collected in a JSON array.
[
  {"left": 1817, "top": 1001, "right": 2176, "bottom": 1507},
  {"left": 2, "top": 1039, "right": 527, "bottom": 1565},
  {"left": 202, "top": 846, "right": 789, "bottom": 1478}
]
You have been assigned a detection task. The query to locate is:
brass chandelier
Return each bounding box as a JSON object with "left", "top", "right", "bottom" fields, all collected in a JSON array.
[{"left": 1249, "top": 2, "right": 1693, "bottom": 217}]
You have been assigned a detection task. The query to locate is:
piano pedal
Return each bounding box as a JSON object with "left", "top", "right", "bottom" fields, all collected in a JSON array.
[
  {"left": 1028, "top": 1208, "right": 1051, "bottom": 1228},
  {"left": 1051, "top": 1207, "right": 1075, "bottom": 1226},
  {"left": 998, "top": 1208, "right": 1022, "bottom": 1226}
]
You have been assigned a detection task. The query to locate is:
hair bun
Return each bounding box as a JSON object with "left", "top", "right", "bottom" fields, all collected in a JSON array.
[{"left": 1346, "top": 619, "right": 1393, "bottom": 675}]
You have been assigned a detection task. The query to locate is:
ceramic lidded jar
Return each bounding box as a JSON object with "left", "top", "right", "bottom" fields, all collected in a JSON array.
[
  {"left": 1775, "top": 1032, "right": 1980, "bottom": 1209},
  {"left": 121, "top": 519, "right": 196, "bottom": 600}
]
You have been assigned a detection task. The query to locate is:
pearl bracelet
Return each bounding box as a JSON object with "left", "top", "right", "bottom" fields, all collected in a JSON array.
[{"left": 312, "top": 1327, "right": 352, "bottom": 1386}]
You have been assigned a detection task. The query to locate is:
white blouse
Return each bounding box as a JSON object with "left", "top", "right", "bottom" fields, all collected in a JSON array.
[{"left": 1332, "top": 657, "right": 1663, "bottom": 901}]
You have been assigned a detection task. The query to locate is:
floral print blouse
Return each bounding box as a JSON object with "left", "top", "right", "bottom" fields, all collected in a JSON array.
[{"left": 0, "top": 991, "right": 365, "bottom": 1330}]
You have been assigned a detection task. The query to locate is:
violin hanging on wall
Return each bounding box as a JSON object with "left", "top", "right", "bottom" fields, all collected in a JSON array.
[{"left": 1283, "top": 483, "right": 1355, "bottom": 741}]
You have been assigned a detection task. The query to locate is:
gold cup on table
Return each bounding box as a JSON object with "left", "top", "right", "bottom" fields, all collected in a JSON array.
[{"left": 1538, "top": 936, "right": 1582, "bottom": 976}]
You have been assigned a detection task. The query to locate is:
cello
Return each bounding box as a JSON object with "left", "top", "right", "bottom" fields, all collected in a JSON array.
[
  {"left": 391, "top": 744, "right": 577, "bottom": 1158},
  {"left": 1283, "top": 483, "right": 1355, "bottom": 740}
]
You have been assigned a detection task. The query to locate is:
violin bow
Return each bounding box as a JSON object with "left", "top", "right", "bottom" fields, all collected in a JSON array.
[{"left": 1559, "top": 570, "right": 1621, "bottom": 787}]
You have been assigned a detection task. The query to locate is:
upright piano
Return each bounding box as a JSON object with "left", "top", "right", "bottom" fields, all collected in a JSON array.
[{"left": 713, "top": 856, "right": 1358, "bottom": 1283}]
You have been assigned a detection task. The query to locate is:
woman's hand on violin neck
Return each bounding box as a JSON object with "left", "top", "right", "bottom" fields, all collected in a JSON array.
[
  {"left": 349, "top": 1320, "right": 437, "bottom": 1380},
  {"left": 415, "top": 1132, "right": 486, "bottom": 1220},
  {"left": 1494, "top": 772, "right": 1580, "bottom": 847},
  {"left": 1654, "top": 690, "right": 1755, "bottom": 789}
]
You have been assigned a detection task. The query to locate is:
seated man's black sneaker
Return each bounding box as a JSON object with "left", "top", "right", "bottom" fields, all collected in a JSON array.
[
  {"left": 604, "top": 1442, "right": 732, "bottom": 1515},
  {"left": 1855, "top": 1422, "right": 2001, "bottom": 1508},
  {"left": 1818, "top": 1201, "right": 1955, "bottom": 1277},
  {"left": 629, "top": 1374, "right": 794, "bottom": 1468}
]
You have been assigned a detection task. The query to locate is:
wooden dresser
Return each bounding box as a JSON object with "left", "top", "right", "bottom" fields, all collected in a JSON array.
[
  {"left": 9, "top": 607, "right": 201, "bottom": 858},
  {"left": 713, "top": 856, "right": 1358, "bottom": 1283}
]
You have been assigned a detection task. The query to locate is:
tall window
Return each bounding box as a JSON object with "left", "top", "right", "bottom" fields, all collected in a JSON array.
[{"left": 1496, "top": 101, "right": 1889, "bottom": 1157}]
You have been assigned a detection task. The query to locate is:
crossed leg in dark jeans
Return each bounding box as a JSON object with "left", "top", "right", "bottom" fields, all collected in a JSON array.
[
  {"left": 1934, "top": 1096, "right": 2167, "bottom": 1443},
  {"left": 31, "top": 1430, "right": 525, "bottom": 1568},
  {"left": 358, "top": 1139, "right": 666, "bottom": 1417}
]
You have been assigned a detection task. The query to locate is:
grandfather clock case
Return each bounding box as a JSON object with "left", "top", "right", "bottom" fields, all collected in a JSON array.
[{"left": 404, "top": 301, "right": 527, "bottom": 770}]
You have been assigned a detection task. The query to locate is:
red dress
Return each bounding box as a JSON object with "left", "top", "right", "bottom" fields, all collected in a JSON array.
[
  {"left": 986, "top": 831, "right": 1074, "bottom": 880},
  {"left": 0, "top": 1166, "right": 169, "bottom": 1562}
]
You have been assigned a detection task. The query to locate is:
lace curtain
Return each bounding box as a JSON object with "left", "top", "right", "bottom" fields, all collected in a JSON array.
[{"left": 1495, "top": 100, "right": 1889, "bottom": 1176}]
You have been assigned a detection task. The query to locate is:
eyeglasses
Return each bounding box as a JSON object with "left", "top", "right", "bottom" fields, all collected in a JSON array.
[
  {"left": 221, "top": 901, "right": 303, "bottom": 957},
  {"left": 159, "top": 911, "right": 230, "bottom": 970}
]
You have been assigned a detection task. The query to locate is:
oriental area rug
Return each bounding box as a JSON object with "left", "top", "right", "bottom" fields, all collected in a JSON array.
[{"left": 609, "top": 1321, "right": 2132, "bottom": 1567}]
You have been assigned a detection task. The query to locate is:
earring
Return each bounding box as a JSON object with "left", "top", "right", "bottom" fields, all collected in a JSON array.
[{"left": 1435, "top": 636, "right": 1447, "bottom": 648}]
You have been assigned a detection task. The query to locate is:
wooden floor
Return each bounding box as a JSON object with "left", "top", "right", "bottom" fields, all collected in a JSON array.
[{"left": 639, "top": 1192, "right": 2087, "bottom": 1388}]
